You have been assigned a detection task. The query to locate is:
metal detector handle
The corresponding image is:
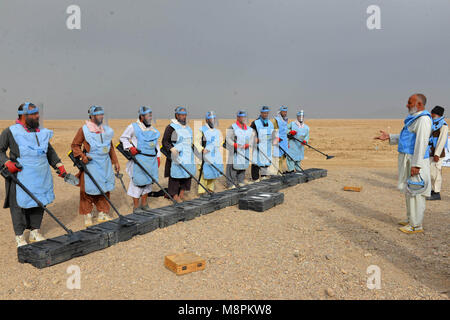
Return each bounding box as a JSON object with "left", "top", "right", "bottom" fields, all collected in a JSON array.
[
  {"left": 160, "top": 145, "right": 170, "bottom": 159},
  {"left": 162, "top": 145, "right": 213, "bottom": 195},
  {"left": 0, "top": 164, "right": 74, "bottom": 235},
  {"left": 67, "top": 150, "right": 85, "bottom": 171},
  {"left": 116, "top": 142, "right": 133, "bottom": 161},
  {"left": 117, "top": 143, "right": 178, "bottom": 205}
]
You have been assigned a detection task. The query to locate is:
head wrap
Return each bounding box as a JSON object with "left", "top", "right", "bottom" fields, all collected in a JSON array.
[{"left": 431, "top": 106, "right": 444, "bottom": 117}]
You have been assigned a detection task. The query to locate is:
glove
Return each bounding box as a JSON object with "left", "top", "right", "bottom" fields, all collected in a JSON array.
[
  {"left": 301, "top": 140, "right": 307, "bottom": 145},
  {"left": 157, "top": 157, "right": 161, "bottom": 168},
  {"left": 82, "top": 156, "right": 92, "bottom": 164},
  {"left": 129, "top": 147, "right": 139, "bottom": 156},
  {"left": 289, "top": 130, "right": 297, "bottom": 136},
  {"left": 244, "top": 144, "right": 250, "bottom": 149},
  {"left": 57, "top": 165, "right": 67, "bottom": 178},
  {"left": 5, "top": 161, "right": 21, "bottom": 174}
]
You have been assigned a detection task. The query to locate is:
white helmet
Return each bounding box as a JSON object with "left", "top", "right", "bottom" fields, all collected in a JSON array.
[{"left": 406, "top": 174, "right": 428, "bottom": 196}]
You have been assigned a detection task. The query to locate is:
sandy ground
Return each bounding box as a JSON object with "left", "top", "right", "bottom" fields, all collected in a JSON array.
[{"left": 0, "top": 118, "right": 448, "bottom": 300}]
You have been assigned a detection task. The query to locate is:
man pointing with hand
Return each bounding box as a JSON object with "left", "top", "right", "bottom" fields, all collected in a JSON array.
[{"left": 375, "top": 93, "right": 432, "bottom": 234}]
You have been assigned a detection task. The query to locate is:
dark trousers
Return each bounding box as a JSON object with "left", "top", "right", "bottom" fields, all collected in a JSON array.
[
  {"left": 251, "top": 164, "right": 260, "bottom": 180},
  {"left": 251, "top": 164, "right": 271, "bottom": 180},
  {"left": 168, "top": 177, "right": 192, "bottom": 196},
  {"left": 9, "top": 188, "right": 44, "bottom": 235},
  {"left": 225, "top": 164, "right": 246, "bottom": 188}
]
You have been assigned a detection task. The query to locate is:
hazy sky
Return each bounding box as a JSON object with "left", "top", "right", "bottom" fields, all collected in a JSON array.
[{"left": 1, "top": 0, "right": 449, "bottom": 119}]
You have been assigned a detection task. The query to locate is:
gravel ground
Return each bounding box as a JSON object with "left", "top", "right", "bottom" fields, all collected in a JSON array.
[
  {"left": 0, "top": 167, "right": 448, "bottom": 300},
  {"left": 0, "top": 119, "right": 448, "bottom": 300}
]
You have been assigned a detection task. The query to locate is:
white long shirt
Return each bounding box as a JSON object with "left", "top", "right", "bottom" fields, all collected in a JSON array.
[
  {"left": 119, "top": 120, "right": 161, "bottom": 177},
  {"left": 389, "top": 111, "right": 432, "bottom": 195}
]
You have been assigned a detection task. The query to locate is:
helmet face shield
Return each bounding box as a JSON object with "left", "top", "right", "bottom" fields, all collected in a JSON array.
[
  {"left": 22, "top": 102, "right": 41, "bottom": 129},
  {"left": 205, "top": 111, "right": 218, "bottom": 128},
  {"left": 175, "top": 106, "right": 188, "bottom": 125},
  {"left": 297, "top": 110, "right": 304, "bottom": 123},
  {"left": 89, "top": 106, "right": 104, "bottom": 116},
  {"left": 236, "top": 110, "right": 248, "bottom": 125},
  {"left": 21, "top": 102, "right": 39, "bottom": 115},
  {"left": 139, "top": 106, "right": 155, "bottom": 126},
  {"left": 406, "top": 174, "right": 428, "bottom": 196},
  {"left": 88, "top": 106, "right": 106, "bottom": 126},
  {"left": 260, "top": 111, "right": 269, "bottom": 120}
]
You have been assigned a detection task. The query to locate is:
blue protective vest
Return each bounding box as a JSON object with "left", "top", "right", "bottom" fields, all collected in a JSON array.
[
  {"left": 398, "top": 111, "right": 431, "bottom": 158},
  {"left": 231, "top": 123, "right": 253, "bottom": 170},
  {"left": 131, "top": 123, "right": 160, "bottom": 186},
  {"left": 273, "top": 116, "right": 289, "bottom": 157},
  {"left": 252, "top": 118, "right": 274, "bottom": 167},
  {"left": 82, "top": 124, "right": 115, "bottom": 195},
  {"left": 170, "top": 123, "right": 196, "bottom": 179},
  {"left": 429, "top": 117, "right": 448, "bottom": 151},
  {"left": 200, "top": 125, "right": 223, "bottom": 179},
  {"left": 288, "top": 122, "right": 310, "bottom": 162},
  {"left": 9, "top": 124, "right": 55, "bottom": 209}
]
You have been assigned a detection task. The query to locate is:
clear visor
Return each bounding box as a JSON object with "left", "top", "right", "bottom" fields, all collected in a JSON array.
[
  {"left": 175, "top": 112, "right": 188, "bottom": 125},
  {"left": 259, "top": 111, "right": 270, "bottom": 121},
  {"left": 205, "top": 111, "right": 219, "bottom": 128},
  {"left": 140, "top": 111, "right": 155, "bottom": 126},
  {"left": 236, "top": 115, "right": 248, "bottom": 125},
  {"left": 23, "top": 103, "right": 43, "bottom": 129},
  {"left": 89, "top": 107, "right": 108, "bottom": 126}
]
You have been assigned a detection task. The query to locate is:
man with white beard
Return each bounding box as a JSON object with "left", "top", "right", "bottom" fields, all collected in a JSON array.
[{"left": 375, "top": 93, "right": 432, "bottom": 234}]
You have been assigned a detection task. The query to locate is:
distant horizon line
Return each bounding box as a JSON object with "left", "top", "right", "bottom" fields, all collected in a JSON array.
[{"left": 0, "top": 117, "right": 425, "bottom": 121}]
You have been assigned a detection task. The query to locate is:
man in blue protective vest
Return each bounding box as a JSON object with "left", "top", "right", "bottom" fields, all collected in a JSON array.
[
  {"left": 120, "top": 106, "right": 161, "bottom": 212},
  {"left": 250, "top": 106, "right": 277, "bottom": 181},
  {"left": 271, "top": 106, "right": 290, "bottom": 173},
  {"left": 195, "top": 111, "right": 223, "bottom": 194},
  {"left": 71, "top": 106, "right": 120, "bottom": 227},
  {"left": 162, "top": 106, "right": 195, "bottom": 202},
  {"left": 375, "top": 94, "right": 432, "bottom": 234},
  {"left": 225, "top": 110, "right": 254, "bottom": 188},
  {"left": 287, "top": 110, "right": 310, "bottom": 172},
  {"left": 0, "top": 102, "right": 68, "bottom": 247},
  {"left": 427, "top": 106, "right": 448, "bottom": 201}
]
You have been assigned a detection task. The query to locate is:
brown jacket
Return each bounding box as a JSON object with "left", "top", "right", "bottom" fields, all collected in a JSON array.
[{"left": 70, "top": 127, "right": 119, "bottom": 193}]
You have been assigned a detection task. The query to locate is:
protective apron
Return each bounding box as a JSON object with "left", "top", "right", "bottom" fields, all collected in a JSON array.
[
  {"left": 131, "top": 122, "right": 160, "bottom": 186},
  {"left": 82, "top": 124, "right": 115, "bottom": 195},
  {"left": 10, "top": 124, "right": 55, "bottom": 209}
]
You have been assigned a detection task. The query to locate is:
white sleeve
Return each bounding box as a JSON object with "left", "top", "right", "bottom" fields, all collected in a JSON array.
[
  {"left": 411, "top": 116, "right": 432, "bottom": 168},
  {"left": 434, "top": 125, "right": 449, "bottom": 156},
  {"left": 120, "top": 124, "right": 135, "bottom": 150},
  {"left": 389, "top": 134, "right": 400, "bottom": 145}
]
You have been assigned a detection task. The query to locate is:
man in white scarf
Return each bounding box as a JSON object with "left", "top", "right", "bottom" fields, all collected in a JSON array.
[
  {"left": 120, "top": 107, "right": 161, "bottom": 213},
  {"left": 375, "top": 94, "right": 432, "bottom": 234}
]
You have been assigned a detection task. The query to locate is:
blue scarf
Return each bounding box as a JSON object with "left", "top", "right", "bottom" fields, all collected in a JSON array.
[
  {"left": 259, "top": 116, "right": 268, "bottom": 126},
  {"left": 432, "top": 116, "right": 446, "bottom": 131}
]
